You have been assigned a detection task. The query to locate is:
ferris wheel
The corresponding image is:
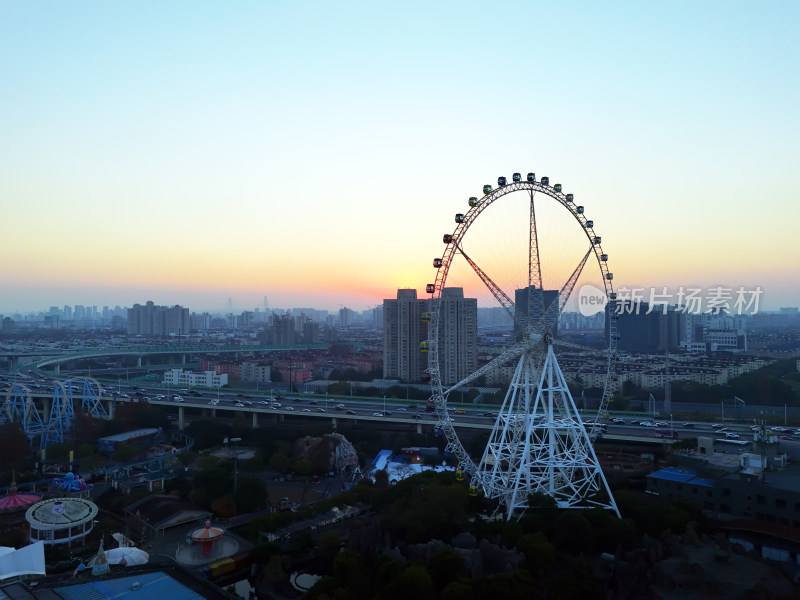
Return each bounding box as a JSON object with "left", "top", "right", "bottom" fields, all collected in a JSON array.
[{"left": 425, "top": 171, "right": 620, "bottom": 520}]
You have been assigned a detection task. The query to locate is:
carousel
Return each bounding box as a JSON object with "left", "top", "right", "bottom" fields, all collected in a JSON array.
[
  {"left": 175, "top": 519, "right": 239, "bottom": 566},
  {"left": 25, "top": 497, "right": 98, "bottom": 546},
  {"left": 0, "top": 479, "right": 42, "bottom": 521}
]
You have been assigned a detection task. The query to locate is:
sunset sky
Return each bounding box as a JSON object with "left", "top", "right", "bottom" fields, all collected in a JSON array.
[{"left": 2, "top": 1, "right": 798, "bottom": 315}]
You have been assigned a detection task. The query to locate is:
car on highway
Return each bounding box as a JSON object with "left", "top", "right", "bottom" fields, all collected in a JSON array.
[
  {"left": 612, "top": 418, "right": 625, "bottom": 424},
  {"left": 284, "top": 406, "right": 294, "bottom": 411},
  {"left": 373, "top": 412, "right": 384, "bottom": 417},
  {"left": 412, "top": 414, "right": 423, "bottom": 419},
  {"left": 725, "top": 432, "right": 740, "bottom": 439},
  {"left": 683, "top": 423, "right": 695, "bottom": 428},
  {"left": 235, "top": 402, "right": 245, "bottom": 407},
  {"left": 335, "top": 404, "right": 345, "bottom": 410},
  {"left": 346, "top": 410, "right": 356, "bottom": 415}
]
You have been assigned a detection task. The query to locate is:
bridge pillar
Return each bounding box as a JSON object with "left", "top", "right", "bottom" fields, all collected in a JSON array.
[
  {"left": 178, "top": 406, "right": 185, "bottom": 430},
  {"left": 54, "top": 364, "right": 60, "bottom": 375},
  {"left": 181, "top": 354, "right": 186, "bottom": 365},
  {"left": 416, "top": 423, "right": 422, "bottom": 434},
  {"left": 8, "top": 356, "right": 18, "bottom": 371},
  {"left": 42, "top": 398, "right": 50, "bottom": 423},
  {"left": 108, "top": 400, "right": 115, "bottom": 419},
  {"left": 137, "top": 356, "right": 142, "bottom": 367},
  {"left": 331, "top": 417, "right": 337, "bottom": 430},
  {"left": 252, "top": 412, "right": 258, "bottom": 429}
]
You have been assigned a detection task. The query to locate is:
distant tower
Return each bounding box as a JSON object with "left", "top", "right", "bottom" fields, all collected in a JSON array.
[
  {"left": 263, "top": 296, "right": 268, "bottom": 311},
  {"left": 227, "top": 297, "right": 233, "bottom": 312}
]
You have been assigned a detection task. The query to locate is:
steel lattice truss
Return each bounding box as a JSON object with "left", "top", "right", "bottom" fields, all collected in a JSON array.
[
  {"left": 427, "top": 173, "right": 620, "bottom": 520},
  {"left": 3, "top": 379, "right": 111, "bottom": 450},
  {"left": 0, "top": 384, "right": 46, "bottom": 444},
  {"left": 480, "top": 344, "right": 618, "bottom": 519},
  {"left": 43, "top": 382, "right": 72, "bottom": 448},
  {"left": 68, "top": 378, "right": 108, "bottom": 419}
]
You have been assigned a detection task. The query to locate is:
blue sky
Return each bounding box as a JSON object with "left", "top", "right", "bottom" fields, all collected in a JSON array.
[{"left": 1, "top": 1, "right": 798, "bottom": 314}]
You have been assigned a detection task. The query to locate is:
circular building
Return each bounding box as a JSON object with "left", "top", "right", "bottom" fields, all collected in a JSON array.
[{"left": 25, "top": 497, "right": 98, "bottom": 546}]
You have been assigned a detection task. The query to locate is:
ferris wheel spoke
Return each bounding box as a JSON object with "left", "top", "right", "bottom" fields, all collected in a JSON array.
[
  {"left": 539, "top": 247, "right": 594, "bottom": 336},
  {"left": 455, "top": 242, "right": 534, "bottom": 334},
  {"left": 443, "top": 341, "right": 527, "bottom": 396}
]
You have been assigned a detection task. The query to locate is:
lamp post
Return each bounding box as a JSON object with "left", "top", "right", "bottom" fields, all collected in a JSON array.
[{"left": 229, "top": 437, "right": 242, "bottom": 515}]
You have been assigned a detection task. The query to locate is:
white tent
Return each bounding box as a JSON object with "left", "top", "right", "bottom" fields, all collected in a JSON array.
[
  {"left": 104, "top": 547, "right": 150, "bottom": 566},
  {"left": 0, "top": 542, "right": 46, "bottom": 580}
]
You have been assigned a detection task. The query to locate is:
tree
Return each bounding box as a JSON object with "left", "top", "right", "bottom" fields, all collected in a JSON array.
[
  {"left": 331, "top": 550, "right": 371, "bottom": 598},
  {"left": 45, "top": 442, "right": 71, "bottom": 463},
  {"left": 0, "top": 423, "right": 34, "bottom": 472},
  {"left": 551, "top": 511, "right": 594, "bottom": 554},
  {"left": 517, "top": 532, "right": 556, "bottom": 571},
  {"left": 268, "top": 452, "right": 291, "bottom": 473},
  {"left": 235, "top": 476, "right": 268, "bottom": 513},
  {"left": 427, "top": 548, "right": 466, "bottom": 592},
  {"left": 383, "top": 564, "right": 435, "bottom": 600},
  {"left": 112, "top": 444, "right": 139, "bottom": 463}
]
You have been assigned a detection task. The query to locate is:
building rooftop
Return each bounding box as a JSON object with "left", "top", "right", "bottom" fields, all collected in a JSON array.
[{"left": 646, "top": 466, "right": 714, "bottom": 487}]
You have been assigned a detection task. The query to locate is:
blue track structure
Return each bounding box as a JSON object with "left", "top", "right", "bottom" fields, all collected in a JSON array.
[{"left": 0, "top": 383, "right": 46, "bottom": 445}]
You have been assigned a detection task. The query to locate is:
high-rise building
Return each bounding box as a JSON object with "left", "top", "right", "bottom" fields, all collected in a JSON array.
[
  {"left": 127, "top": 301, "right": 190, "bottom": 336},
  {"left": 383, "top": 288, "right": 477, "bottom": 385},
  {"left": 514, "top": 286, "right": 559, "bottom": 337},
  {"left": 436, "top": 287, "right": 478, "bottom": 385},
  {"left": 383, "top": 289, "right": 429, "bottom": 381},
  {"left": 606, "top": 301, "right": 685, "bottom": 352}
]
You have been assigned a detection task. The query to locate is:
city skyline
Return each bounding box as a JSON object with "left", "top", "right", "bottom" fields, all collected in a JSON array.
[{"left": 2, "top": 2, "right": 798, "bottom": 314}]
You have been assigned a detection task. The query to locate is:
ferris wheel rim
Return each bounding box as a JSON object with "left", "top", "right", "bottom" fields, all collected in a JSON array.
[{"left": 426, "top": 176, "right": 619, "bottom": 475}]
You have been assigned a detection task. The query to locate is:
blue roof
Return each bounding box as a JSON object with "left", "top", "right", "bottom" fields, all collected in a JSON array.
[
  {"left": 54, "top": 572, "right": 206, "bottom": 600},
  {"left": 647, "top": 466, "right": 714, "bottom": 488}
]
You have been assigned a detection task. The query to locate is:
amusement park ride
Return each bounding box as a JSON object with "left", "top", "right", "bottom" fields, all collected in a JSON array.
[
  {"left": 0, "top": 378, "right": 108, "bottom": 451},
  {"left": 424, "top": 172, "right": 620, "bottom": 519}
]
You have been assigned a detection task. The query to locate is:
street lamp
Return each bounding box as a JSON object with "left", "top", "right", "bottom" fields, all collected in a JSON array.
[{"left": 228, "top": 437, "right": 242, "bottom": 515}]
